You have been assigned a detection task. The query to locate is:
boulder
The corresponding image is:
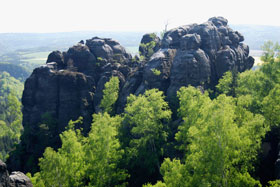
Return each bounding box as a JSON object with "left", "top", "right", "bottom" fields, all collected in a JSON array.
[
  {"left": 46, "top": 50, "right": 65, "bottom": 69},
  {"left": 86, "top": 37, "right": 131, "bottom": 64},
  {"left": 135, "top": 49, "right": 176, "bottom": 95},
  {"left": 208, "top": 17, "right": 228, "bottom": 27},
  {"left": 0, "top": 160, "right": 32, "bottom": 187},
  {"left": 63, "top": 44, "right": 96, "bottom": 74},
  {"left": 139, "top": 33, "right": 161, "bottom": 59},
  {"left": 161, "top": 24, "right": 197, "bottom": 49},
  {"left": 9, "top": 172, "right": 33, "bottom": 187}
]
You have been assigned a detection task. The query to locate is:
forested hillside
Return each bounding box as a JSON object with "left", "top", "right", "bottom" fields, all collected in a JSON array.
[
  {"left": 0, "top": 72, "right": 23, "bottom": 161},
  {"left": 231, "top": 25, "right": 280, "bottom": 50},
  {"left": 0, "top": 63, "right": 30, "bottom": 81}
]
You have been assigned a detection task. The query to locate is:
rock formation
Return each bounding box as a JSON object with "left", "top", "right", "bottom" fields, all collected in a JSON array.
[
  {"left": 7, "top": 17, "right": 254, "bottom": 173},
  {"left": 139, "top": 33, "right": 161, "bottom": 59},
  {"left": 0, "top": 160, "right": 32, "bottom": 187}
]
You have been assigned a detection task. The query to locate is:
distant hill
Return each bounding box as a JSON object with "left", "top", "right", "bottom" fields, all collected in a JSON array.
[
  {"left": 0, "top": 63, "right": 30, "bottom": 81},
  {"left": 0, "top": 25, "right": 279, "bottom": 55},
  {"left": 0, "top": 24, "right": 279, "bottom": 73},
  {"left": 231, "top": 24, "right": 280, "bottom": 50},
  {"left": 0, "top": 31, "right": 145, "bottom": 55}
]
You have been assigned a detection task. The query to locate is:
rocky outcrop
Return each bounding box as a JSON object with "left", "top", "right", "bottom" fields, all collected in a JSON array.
[
  {"left": 139, "top": 33, "right": 161, "bottom": 60},
  {"left": 161, "top": 16, "right": 253, "bottom": 88},
  {"left": 8, "top": 17, "right": 254, "bottom": 173},
  {"left": 0, "top": 160, "right": 32, "bottom": 187}
]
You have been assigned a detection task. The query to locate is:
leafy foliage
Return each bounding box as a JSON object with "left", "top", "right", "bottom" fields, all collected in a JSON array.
[
  {"left": 120, "top": 89, "right": 171, "bottom": 185},
  {"left": 30, "top": 114, "right": 127, "bottom": 187},
  {"left": 175, "top": 86, "right": 210, "bottom": 152},
  {"left": 0, "top": 71, "right": 24, "bottom": 99},
  {"left": 37, "top": 117, "right": 85, "bottom": 187},
  {"left": 100, "top": 76, "right": 120, "bottom": 114},
  {"left": 151, "top": 68, "right": 161, "bottom": 76},
  {"left": 261, "top": 41, "right": 280, "bottom": 63},
  {"left": 0, "top": 62, "right": 30, "bottom": 81},
  {"left": 156, "top": 87, "right": 266, "bottom": 187},
  {"left": 267, "top": 180, "right": 280, "bottom": 187},
  {"left": 139, "top": 40, "right": 157, "bottom": 60},
  {"left": 85, "top": 113, "right": 127, "bottom": 187},
  {"left": 0, "top": 72, "right": 23, "bottom": 161},
  {"left": 216, "top": 68, "right": 239, "bottom": 97}
]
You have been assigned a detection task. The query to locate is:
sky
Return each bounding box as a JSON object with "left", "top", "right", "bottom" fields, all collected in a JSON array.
[{"left": 1, "top": 0, "right": 279, "bottom": 33}]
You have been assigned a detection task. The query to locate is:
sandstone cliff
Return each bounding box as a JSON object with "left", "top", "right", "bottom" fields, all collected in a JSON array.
[{"left": 7, "top": 17, "right": 254, "bottom": 173}]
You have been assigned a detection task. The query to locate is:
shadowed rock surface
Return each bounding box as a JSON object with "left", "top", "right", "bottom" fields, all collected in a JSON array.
[
  {"left": 0, "top": 160, "right": 32, "bottom": 187},
  {"left": 7, "top": 17, "right": 254, "bottom": 173}
]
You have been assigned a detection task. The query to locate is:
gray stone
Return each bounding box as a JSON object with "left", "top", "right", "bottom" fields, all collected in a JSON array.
[
  {"left": 0, "top": 160, "right": 32, "bottom": 187},
  {"left": 139, "top": 33, "right": 161, "bottom": 59},
  {"left": 9, "top": 172, "right": 33, "bottom": 187}
]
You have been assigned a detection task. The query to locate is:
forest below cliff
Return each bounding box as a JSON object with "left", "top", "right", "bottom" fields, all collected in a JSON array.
[
  {"left": 1, "top": 41, "right": 280, "bottom": 186},
  {"left": 29, "top": 41, "right": 280, "bottom": 187},
  {"left": 1, "top": 18, "right": 280, "bottom": 186},
  {"left": 23, "top": 41, "right": 280, "bottom": 187}
]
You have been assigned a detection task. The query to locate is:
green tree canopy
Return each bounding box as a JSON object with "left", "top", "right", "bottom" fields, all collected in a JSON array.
[
  {"left": 0, "top": 72, "right": 23, "bottom": 161},
  {"left": 30, "top": 114, "right": 127, "bottom": 187},
  {"left": 99, "top": 76, "right": 120, "bottom": 115},
  {"left": 149, "top": 87, "right": 267, "bottom": 187},
  {"left": 120, "top": 89, "right": 171, "bottom": 185}
]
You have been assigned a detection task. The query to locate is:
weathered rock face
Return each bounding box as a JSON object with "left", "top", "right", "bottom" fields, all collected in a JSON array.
[
  {"left": 139, "top": 33, "right": 161, "bottom": 60},
  {"left": 135, "top": 49, "right": 176, "bottom": 95},
  {"left": 0, "top": 160, "right": 32, "bottom": 187},
  {"left": 161, "top": 16, "right": 254, "bottom": 88},
  {"left": 8, "top": 17, "right": 254, "bottom": 173}
]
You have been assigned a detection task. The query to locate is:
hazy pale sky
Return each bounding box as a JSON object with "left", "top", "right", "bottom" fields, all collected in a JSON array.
[{"left": 1, "top": 0, "right": 279, "bottom": 33}]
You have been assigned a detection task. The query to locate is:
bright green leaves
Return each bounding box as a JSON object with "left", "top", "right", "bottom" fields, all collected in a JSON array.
[
  {"left": 125, "top": 89, "right": 171, "bottom": 146},
  {"left": 85, "top": 113, "right": 127, "bottom": 187},
  {"left": 267, "top": 180, "right": 280, "bottom": 187},
  {"left": 151, "top": 68, "right": 161, "bottom": 76},
  {"left": 261, "top": 41, "right": 280, "bottom": 63},
  {"left": 0, "top": 71, "right": 23, "bottom": 161},
  {"left": 100, "top": 76, "right": 120, "bottom": 114},
  {"left": 263, "top": 85, "right": 280, "bottom": 127},
  {"left": 159, "top": 158, "right": 185, "bottom": 187},
  {"left": 4, "top": 94, "right": 22, "bottom": 128},
  {"left": 149, "top": 86, "right": 266, "bottom": 187},
  {"left": 121, "top": 89, "right": 171, "bottom": 184},
  {"left": 216, "top": 71, "right": 234, "bottom": 95},
  {"left": 31, "top": 113, "right": 127, "bottom": 187},
  {"left": 36, "top": 118, "right": 85, "bottom": 187},
  {"left": 0, "top": 71, "right": 24, "bottom": 99},
  {"left": 216, "top": 69, "right": 239, "bottom": 97},
  {"left": 176, "top": 86, "right": 210, "bottom": 151},
  {"left": 184, "top": 95, "right": 240, "bottom": 186}
]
